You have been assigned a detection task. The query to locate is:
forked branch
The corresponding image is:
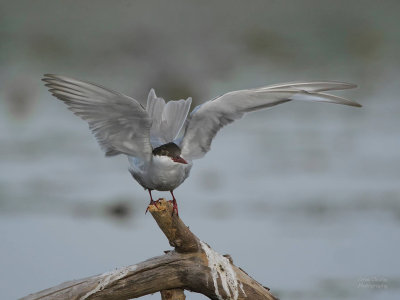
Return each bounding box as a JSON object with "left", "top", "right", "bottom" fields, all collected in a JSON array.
[{"left": 20, "top": 199, "right": 278, "bottom": 300}]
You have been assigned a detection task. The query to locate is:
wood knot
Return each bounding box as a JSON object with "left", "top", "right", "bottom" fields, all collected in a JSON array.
[{"left": 170, "top": 239, "right": 183, "bottom": 248}]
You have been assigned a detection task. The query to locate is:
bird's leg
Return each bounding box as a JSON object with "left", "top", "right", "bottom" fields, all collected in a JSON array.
[
  {"left": 169, "top": 190, "right": 179, "bottom": 217},
  {"left": 145, "top": 189, "right": 160, "bottom": 214}
]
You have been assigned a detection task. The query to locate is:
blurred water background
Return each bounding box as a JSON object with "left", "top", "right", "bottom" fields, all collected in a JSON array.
[{"left": 1, "top": 1, "right": 399, "bottom": 299}]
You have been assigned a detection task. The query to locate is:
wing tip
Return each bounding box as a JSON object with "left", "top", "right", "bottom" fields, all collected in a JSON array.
[
  {"left": 347, "top": 83, "right": 358, "bottom": 89},
  {"left": 42, "top": 74, "right": 65, "bottom": 85},
  {"left": 148, "top": 88, "right": 156, "bottom": 98},
  {"left": 42, "top": 73, "right": 57, "bottom": 80},
  {"left": 328, "top": 81, "right": 358, "bottom": 90},
  {"left": 350, "top": 101, "right": 362, "bottom": 108}
]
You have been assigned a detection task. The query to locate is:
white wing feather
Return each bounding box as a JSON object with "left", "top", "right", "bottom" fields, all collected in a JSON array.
[
  {"left": 180, "top": 81, "right": 360, "bottom": 160},
  {"left": 146, "top": 89, "right": 192, "bottom": 147},
  {"left": 42, "top": 74, "right": 153, "bottom": 159}
]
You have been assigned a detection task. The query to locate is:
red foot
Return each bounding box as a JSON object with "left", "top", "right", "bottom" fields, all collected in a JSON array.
[
  {"left": 167, "top": 199, "right": 179, "bottom": 216},
  {"left": 145, "top": 199, "right": 161, "bottom": 214},
  {"left": 145, "top": 190, "right": 180, "bottom": 216},
  {"left": 169, "top": 190, "right": 179, "bottom": 217},
  {"left": 172, "top": 198, "right": 179, "bottom": 216},
  {"left": 145, "top": 189, "right": 161, "bottom": 214}
]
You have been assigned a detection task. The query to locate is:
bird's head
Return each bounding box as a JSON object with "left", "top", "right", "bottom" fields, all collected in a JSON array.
[{"left": 152, "top": 142, "right": 188, "bottom": 164}]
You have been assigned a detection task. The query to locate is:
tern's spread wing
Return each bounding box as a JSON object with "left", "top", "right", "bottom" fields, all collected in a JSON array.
[
  {"left": 180, "top": 81, "right": 361, "bottom": 160},
  {"left": 43, "top": 74, "right": 153, "bottom": 159}
]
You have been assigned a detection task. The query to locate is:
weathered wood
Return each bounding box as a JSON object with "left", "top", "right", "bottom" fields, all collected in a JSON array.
[
  {"left": 20, "top": 199, "right": 278, "bottom": 300},
  {"left": 161, "top": 289, "right": 186, "bottom": 300},
  {"left": 149, "top": 199, "right": 200, "bottom": 253}
]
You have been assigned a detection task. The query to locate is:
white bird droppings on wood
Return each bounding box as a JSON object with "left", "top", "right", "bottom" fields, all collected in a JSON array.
[
  {"left": 80, "top": 265, "right": 137, "bottom": 299},
  {"left": 200, "top": 241, "right": 239, "bottom": 300},
  {"left": 239, "top": 282, "right": 247, "bottom": 297}
]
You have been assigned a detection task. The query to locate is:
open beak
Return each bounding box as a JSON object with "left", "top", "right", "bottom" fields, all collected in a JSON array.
[{"left": 172, "top": 156, "right": 188, "bottom": 164}]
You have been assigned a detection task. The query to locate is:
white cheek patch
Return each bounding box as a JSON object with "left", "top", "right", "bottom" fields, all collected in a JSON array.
[{"left": 200, "top": 241, "right": 239, "bottom": 300}]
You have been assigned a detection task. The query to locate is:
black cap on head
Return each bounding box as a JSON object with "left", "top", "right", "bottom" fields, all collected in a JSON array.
[{"left": 152, "top": 142, "right": 181, "bottom": 158}]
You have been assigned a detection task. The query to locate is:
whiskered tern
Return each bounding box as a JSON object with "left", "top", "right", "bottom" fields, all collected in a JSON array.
[{"left": 43, "top": 74, "right": 361, "bottom": 215}]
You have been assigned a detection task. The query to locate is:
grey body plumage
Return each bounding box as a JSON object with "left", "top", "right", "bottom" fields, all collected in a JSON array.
[{"left": 43, "top": 74, "right": 361, "bottom": 214}]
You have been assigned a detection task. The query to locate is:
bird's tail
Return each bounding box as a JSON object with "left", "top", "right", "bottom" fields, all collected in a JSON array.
[{"left": 146, "top": 89, "right": 192, "bottom": 146}]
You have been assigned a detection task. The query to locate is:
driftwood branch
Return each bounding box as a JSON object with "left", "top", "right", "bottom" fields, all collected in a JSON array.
[
  {"left": 161, "top": 289, "right": 186, "bottom": 300},
  {"left": 21, "top": 199, "right": 278, "bottom": 300}
]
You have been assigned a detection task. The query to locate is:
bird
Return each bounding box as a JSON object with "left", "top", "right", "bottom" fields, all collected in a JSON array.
[{"left": 42, "top": 74, "right": 361, "bottom": 216}]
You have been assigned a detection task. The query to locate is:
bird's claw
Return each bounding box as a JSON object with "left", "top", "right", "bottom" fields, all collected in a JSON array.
[
  {"left": 168, "top": 199, "right": 179, "bottom": 217},
  {"left": 145, "top": 199, "right": 161, "bottom": 214}
]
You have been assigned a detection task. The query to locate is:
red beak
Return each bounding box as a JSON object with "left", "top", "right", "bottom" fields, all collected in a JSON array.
[{"left": 172, "top": 156, "right": 188, "bottom": 164}]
